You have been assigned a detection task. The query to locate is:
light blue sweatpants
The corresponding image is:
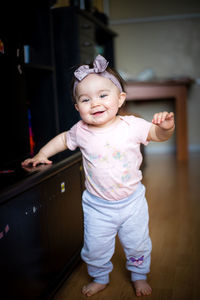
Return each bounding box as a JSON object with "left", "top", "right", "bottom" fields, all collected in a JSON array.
[{"left": 81, "top": 182, "right": 152, "bottom": 284}]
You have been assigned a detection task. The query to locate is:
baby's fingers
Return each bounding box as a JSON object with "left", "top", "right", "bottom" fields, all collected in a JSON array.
[
  {"left": 152, "top": 111, "right": 174, "bottom": 124},
  {"left": 34, "top": 159, "right": 52, "bottom": 167},
  {"left": 152, "top": 111, "right": 167, "bottom": 124},
  {"left": 31, "top": 159, "right": 52, "bottom": 167},
  {"left": 165, "top": 112, "right": 174, "bottom": 120},
  {"left": 21, "top": 158, "right": 52, "bottom": 167},
  {"left": 21, "top": 158, "right": 34, "bottom": 166}
]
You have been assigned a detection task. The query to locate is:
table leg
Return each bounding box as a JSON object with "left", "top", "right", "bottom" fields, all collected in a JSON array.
[{"left": 175, "top": 88, "right": 188, "bottom": 161}]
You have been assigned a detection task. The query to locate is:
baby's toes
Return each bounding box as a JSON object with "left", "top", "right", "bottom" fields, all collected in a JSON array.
[
  {"left": 143, "top": 285, "right": 152, "bottom": 295},
  {"left": 136, "top": 289, "right": 142, "bottom": 297},
  {"left": 82, "top": 285, "right": 89, "bottom": 295}
]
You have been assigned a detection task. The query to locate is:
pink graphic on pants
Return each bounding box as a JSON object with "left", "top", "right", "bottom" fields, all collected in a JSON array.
[{"left": 130, "top": 255, "right": 144, "bottom": 266}]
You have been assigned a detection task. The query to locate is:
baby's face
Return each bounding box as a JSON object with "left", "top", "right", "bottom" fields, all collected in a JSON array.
[{"left": 74, "top": 74, "right": 126, "bottom": 129}]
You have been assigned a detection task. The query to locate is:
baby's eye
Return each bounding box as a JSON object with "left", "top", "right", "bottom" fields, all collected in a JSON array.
[
  {"left": 81, "top": 98, "right": 90, "bottom": 103},
  {"left": 100, "top": 94, "right": 107, "bottom": 98}
]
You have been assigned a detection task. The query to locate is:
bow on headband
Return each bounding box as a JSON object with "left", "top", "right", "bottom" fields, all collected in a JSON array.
[
  {"left": 74, "top": 55, "right": 109, "bottom": 81},
  {"left": 73, "top": 55, "right": 123, "bottom": 96}
]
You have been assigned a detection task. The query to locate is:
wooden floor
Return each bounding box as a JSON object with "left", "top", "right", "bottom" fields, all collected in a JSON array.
[{"left": 53, "top": 152, "right": 200, "bottom": 300}]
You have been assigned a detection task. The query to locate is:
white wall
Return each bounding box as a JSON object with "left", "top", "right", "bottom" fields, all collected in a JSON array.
[{"left": 107, "top": 0, "right": 200, "bottom": 153}]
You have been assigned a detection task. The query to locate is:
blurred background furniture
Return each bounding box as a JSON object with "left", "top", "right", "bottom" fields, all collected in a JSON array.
[{"left": 125, "top": 78, "right": 193, "bottom": 161}]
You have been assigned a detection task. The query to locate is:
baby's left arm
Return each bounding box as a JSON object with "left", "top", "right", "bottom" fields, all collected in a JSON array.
[{"left": 147, "top": 111, "right": 175, "bottom": 142}]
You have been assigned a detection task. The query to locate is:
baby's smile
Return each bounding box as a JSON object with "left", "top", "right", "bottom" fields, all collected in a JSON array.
[{"left": 92, "top": 110, "right": 105, "bottom": 116}]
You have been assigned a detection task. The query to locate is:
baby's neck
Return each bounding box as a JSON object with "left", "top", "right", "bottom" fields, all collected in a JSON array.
[{"left": 87, "top": 116, "right": 121, "bottom": 131}]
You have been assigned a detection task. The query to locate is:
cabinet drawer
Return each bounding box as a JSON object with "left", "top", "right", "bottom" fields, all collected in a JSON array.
[
  {"left": 46, "top": 161, "right": 84, "bottom": 268},
  {"left": 79, "top": 34, "right": 95, "bottom": 50},
  {"left": 78, "top": 15, "right": 95, "bottom": 40},
  {"left": 78, "top": 14, "right": 95, "bottom": 63}
]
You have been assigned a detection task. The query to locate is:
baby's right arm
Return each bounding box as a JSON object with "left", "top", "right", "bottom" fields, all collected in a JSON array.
[{"left": 21, "top": 132, "right": 68, "bottom": 167}]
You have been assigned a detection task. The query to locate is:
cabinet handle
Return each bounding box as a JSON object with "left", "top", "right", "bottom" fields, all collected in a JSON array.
[
  {"left": 81, "top": 23, "right": 92, "bottom": 30},
  {"left": 82, "top": 41, "right": 92, "bottom": 47},
  {"left": 61, "top": 182, "right": 65, "bottom": 193}
]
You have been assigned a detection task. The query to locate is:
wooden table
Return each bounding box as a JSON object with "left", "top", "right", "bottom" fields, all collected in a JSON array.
[{"left": 124, "top": 79, "right": 193, "bottom": 161}]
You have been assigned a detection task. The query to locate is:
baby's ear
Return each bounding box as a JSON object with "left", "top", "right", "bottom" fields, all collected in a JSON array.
[
  {"left": 118, "top": 92, "right": 126, "bottom": 108},
  {"left": 75, "top": 103, "right": 79, "bottom": 111}
]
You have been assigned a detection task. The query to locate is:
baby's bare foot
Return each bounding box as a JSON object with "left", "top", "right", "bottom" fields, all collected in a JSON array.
[
  {"left": 82, "top": 282, "right": 107, "bottom": 297},
  {"left": 133, "top": 280, "right": 152, "bottom": 297}
]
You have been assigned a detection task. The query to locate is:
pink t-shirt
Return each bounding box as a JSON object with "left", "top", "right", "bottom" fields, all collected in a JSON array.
[{"left": 66, "top": 116, "right": 152, "bottom": 201}]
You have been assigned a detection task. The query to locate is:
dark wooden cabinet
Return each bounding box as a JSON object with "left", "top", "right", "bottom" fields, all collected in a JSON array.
[
  {"left": 0, "top": 4, "right": 116, "bottom": 163},
  {"left": 46, "top": 161, "right": 84, "bottom": 275},
  {"left": 0, "top": 42, "right": 30, "bottom": 166},
  {"left": 0, "top": 4, "right": 116, "bottom": 299},
  {"left": 0, "top": 153, "right": 84, "bottom": 299},
  {"left": 0, "top": 1, "right": 59, "bottom": 164},
  {"left": 23, "top": 4, "right": 60, "bottom": 155}
]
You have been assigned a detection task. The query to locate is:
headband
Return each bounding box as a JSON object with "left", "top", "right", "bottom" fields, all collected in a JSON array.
[{"left": 73, "top": 55, "right": 123, "bottom": 97}]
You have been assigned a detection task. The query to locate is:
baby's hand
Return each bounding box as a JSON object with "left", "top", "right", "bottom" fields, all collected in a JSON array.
[
  {"left": 152, "top": 111, "right": 175, "bottom": 130},
  {"left": 21, "top": 153, "right": 52, "bottom": 167}
]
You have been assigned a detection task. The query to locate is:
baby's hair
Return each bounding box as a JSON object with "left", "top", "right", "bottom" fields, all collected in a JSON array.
[{"left": 70, "top": 62, "right": 126, "bottom": 104}]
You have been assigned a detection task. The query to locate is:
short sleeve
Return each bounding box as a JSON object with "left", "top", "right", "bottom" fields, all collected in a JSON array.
[
  {"left": 122, "top": 115, "right": 152, "bottom": 146},
  {"left": 134, "top": 117, "right": 152, "bottom": 145},
  {"left": 66, "top": 123, "right": 79, "bottom": 150}
]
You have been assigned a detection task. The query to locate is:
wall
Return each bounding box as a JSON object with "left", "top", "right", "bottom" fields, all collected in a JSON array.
[{"left": 108, "top": 0, "right": 200, "bottom": 153}]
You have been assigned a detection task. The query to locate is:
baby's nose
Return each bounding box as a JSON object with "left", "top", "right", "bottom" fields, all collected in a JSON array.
[{"left": 91, "top": 98, "right": 100, "bottom": 106}]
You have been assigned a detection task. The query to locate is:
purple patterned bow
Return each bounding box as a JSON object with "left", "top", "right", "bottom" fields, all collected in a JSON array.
[
  {"left": 74, "top": 54, "right": 109, "bottom": 81},
  {"left": 130, "top": 255, "right": 144, "bottom": 266}
]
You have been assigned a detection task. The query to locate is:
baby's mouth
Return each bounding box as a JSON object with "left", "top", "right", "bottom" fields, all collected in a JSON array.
[{"left": 92, "top": 110, "right": 105, "bottom": 116}]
